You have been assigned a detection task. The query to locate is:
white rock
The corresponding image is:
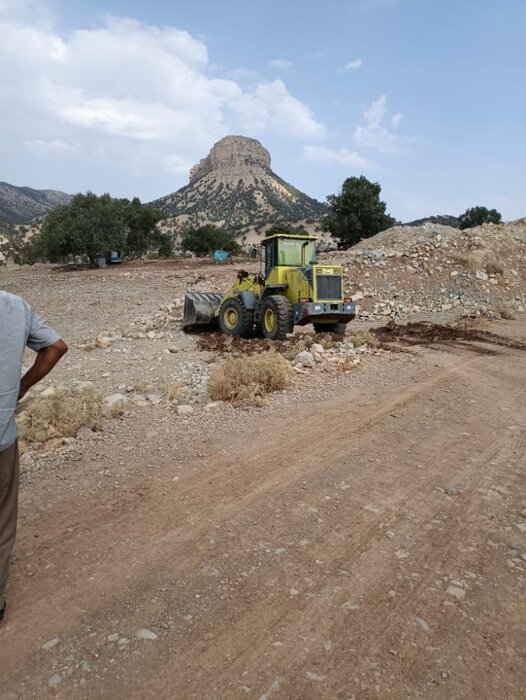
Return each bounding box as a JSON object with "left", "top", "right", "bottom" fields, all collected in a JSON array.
[
  {"left": 475, "top": 270, "right": 488, "bottom": 281},
  {"left": 295, "top": 350, "right": 315, "bottom": 368},
  {"left": 48, "top": 674, "right": 62, "bottom": 688},
  {"left": 73, "top": 380, "right": 94, "bottom": 391},
  {"left": 105, "top": 394, "right": 129, "bottom": 407},
  {"left": 42, "top": 637, "right": 60, "bottom": 651},
  {"left": 176, "top": 404, "right": 194, "bottom": 416},
  {"left": 446, "top": 584, "right": 466, "bottom": 600},
  {"left": 135, "top": 627, "right": 158, "bottom": 640},
  {"left": 76, "top": 426, "right": 95, "bottom": 440},
  {"left": 204, "top": 401, "right": 222, "bottom": 411},
  {"left": 41, "top": 387, "right": 56, "bottom": 398},
  {"left": 306, "top": 672, "right": 326, "bottom": 683},
  {"left": 415, "top": 616, "right": 430, "bottom": 632},
  {"left": 311, "top": 343, "right": 325, "bottom": 354}
]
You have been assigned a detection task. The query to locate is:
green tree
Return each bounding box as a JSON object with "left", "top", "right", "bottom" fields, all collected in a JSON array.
[
  {"left": 124, "top": 197, "right": 164, "bottom": 258},
  {"left": 459, "top": 206, "right": 502, "bottom": 230},
  {"left": 181, "top": 225, "right": 240, "bottom": 257},
  {"left": 264, "top": 221, "right": 307, "bottom": 237},
  {"left": 157, "top": 233, "right": 174, "bottom": 258},
  {"left": 39, "top": 193, "right": 163, "bottom": 265},
  {"left": 10, "top": 236, "right": 46, "bottom": 265},
  {"left": 322, "top": 176, "right": 395, "bottom": 248}
]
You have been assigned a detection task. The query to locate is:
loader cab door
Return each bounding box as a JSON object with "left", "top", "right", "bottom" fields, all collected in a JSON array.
[{"left": 263, "top": 238, "right": 278, "bottom": 279}]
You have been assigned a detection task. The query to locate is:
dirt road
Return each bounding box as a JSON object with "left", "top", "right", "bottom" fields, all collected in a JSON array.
[{"left": 1, "top": 329, "right": 525, "bottom": 699}]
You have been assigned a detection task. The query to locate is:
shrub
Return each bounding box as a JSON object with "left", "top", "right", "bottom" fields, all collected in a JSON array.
[
  {"left": 496, "top": 303, "right": 516, "bottom": 320},
  {"left": 208, "top": 352, "right": 292, "bottom": 403},
  {"left": 485, "top": 261, "right": 504, "bottom": 275},
  {"left": 346, "top": 328, "right": 380, "bottom": 348},
  {"left": 17, "top": 387, "right": 105, "bottom": 443},
  {"left": 451, "top": 255, "right": 473, "bottom": 269},
  {"left": 158, "top": 379, "right": 182, "bottom": 401},
  {"left": 459, "top": 206, "right": 502, "bottom": 230}
]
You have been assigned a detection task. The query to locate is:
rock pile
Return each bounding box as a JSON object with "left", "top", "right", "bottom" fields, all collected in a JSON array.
[
  {"left": 291, "top": 339, "right": 371, "bottom": 373},
  {"left": 321, "top": 219, "right": 526, "bottom": 321}
]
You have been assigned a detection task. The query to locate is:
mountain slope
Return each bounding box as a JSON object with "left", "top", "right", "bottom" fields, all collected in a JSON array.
[
  {"left": 149, "top": 136, "right": 327, "bottom": 231},
  {"left": 0, "top": 182, "right": 72, "bottom": 224},
  {"left": 405, "top": 214, "right": 460, "bottom": 228}
]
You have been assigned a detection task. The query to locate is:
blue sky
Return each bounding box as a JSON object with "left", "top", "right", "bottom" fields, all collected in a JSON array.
[{"left": 1, "top": 0, "right": 524, "bottom": 221}]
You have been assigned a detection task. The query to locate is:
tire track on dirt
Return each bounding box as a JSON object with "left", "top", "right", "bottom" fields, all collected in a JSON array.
[{"left": 2, "top": 347, "right": 525, "bottom": 699}]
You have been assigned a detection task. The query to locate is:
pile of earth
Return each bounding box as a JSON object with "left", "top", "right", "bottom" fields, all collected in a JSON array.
[
  {"left": 371, "top": 320, "right": 526, "bottom": 353},
  {"left": 320, "top": 219, "right": 526, "bottom": 321}
]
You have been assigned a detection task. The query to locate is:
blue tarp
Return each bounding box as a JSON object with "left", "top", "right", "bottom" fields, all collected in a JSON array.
[{"left": 213, "top": 249, "right": 230, "bottom": 262}]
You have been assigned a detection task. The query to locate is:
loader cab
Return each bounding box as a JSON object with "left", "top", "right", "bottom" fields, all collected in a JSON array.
[{"left": 261, "top": 234, "right": 318, "bottom": 279}]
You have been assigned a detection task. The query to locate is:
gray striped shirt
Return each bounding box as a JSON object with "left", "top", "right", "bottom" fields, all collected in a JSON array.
[{"left": 0, "top": 291, "right": 60, "bottom": 451}]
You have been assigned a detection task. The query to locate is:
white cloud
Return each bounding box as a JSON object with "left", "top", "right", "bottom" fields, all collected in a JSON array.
[
  {"left": 23, "top": 138, "right": 74, "bottom": 152},
  {"left": 302, "top": 145, "right": 375, "bottom": 170},
  {"left": 344, "top": 59, "right": 363, "bottom": 70},
  {"left": 0, "top": 4, "right": 325, "bottom": 188},
  {"left": 232, "top": 81, "right": 325, "bottom": 139},
  {"left": 391, "top": 112, "right": 402, "bottom": 128},
  {"left": 353, "top": 95, "right": 416, "bottom": 153},
  {"left": 269, "top": 59, "right": 293, "bottom": 69}
]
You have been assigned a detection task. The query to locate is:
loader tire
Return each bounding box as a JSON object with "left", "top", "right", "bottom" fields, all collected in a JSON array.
[
  {"left": 261, "top": 295, "right": 294, "bottom": 340},
  {"left": 219, "top": 298, "right": 254, "bottom": 338},
  {"left": 313, "top": 322, "right": 347, "bottom": 336}
]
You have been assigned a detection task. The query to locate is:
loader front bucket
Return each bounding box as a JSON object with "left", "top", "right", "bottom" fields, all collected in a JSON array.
[{"left": 182, "top": 292, "right": 223, "bottom": 330}]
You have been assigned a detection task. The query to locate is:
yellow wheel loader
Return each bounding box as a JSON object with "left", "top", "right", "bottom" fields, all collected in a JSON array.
[{"left": 183, "top": 233, "right": 356, "bottom": 339}]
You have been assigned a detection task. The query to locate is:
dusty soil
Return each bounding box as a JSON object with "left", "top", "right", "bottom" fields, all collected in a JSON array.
[{"left": 0, "top": 261, "right": 525, "bottom": 698}]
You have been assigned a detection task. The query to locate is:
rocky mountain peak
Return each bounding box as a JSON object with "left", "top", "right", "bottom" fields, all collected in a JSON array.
[
  {"left": 189, "top": 136, "right": 272, "bottom": 184},
  {"left": 150, "top": 135, "right": 326, "bottom": 232}
]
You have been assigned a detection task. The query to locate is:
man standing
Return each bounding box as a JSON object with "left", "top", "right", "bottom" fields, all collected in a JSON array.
[{"left": 0, "top": 291, "right": 67, "bottom": 623}]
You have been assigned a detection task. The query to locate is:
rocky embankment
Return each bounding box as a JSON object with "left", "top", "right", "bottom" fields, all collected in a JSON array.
[{"left": 321, "top": 219, "right": 526, "bottom": 321}]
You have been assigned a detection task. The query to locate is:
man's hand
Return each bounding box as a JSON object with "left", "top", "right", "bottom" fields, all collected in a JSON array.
[
  {"left": 18, "top": 340, "right": 68, "bottom": 400},
  {"left": 17, "top": 385, "right": 29, "bottom": 401}
]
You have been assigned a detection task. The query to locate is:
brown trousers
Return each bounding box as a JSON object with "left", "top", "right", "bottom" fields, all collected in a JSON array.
[{"left": 0, "top": 441, "right": 19, "bottom": 607}]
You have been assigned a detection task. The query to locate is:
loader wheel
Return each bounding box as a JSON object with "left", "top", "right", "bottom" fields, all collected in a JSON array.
[
  {"left": 313, "top": 322, "right": 347, "bottom": 336},
  {"left": 219, "top": 298, "right": 254, "bottom": 338},
  {"left": 261, "top": 296, "right": 294, "bottom": 340}
]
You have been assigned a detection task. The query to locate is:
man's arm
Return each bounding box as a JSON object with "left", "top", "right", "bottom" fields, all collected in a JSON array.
[{"left": 18, "top": 340, "right": 68, "bottom": 400}]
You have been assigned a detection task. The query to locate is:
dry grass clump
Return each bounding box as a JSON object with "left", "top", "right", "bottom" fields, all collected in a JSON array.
[
  {"left": 133, "top": 379, "right": 152, "bottom": 394},
  {"left": 158, "top": 379, "right": 183, "bottom": 401},
  {"left": 496, "top": 302, "right": 516, "bottom": 320},
  {"left": 451, "top": 255, "right": 473, "bottom": 269},
  {"left": 18, "top": 387, "right": 105, "bottom": 443},
  {"left": 485, "top": 261, "right": 504, "bottom": 276},
  {"left": 208, "top": 352, "right": 292, "bottom": 404},
  {"left": 346, "top": 328, "right": 380, "bottom": 348}
]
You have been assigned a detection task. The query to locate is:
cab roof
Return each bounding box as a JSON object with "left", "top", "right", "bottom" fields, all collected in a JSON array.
[{"left": 261, "top": 233, "right": 318, "bottom": 244}]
